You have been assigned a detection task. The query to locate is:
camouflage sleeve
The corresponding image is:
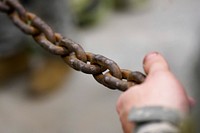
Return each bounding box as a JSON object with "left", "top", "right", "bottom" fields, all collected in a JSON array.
[
  {"left": 128, "top": 106, "right": 189, "bottom": 133},
  {"left": 0, "top": 7, "right": 26, "bottom": 57}
]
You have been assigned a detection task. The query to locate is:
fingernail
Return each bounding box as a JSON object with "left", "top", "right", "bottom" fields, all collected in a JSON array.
[{"left": 143, "top": 52, "right": 159, "bottom": 65}]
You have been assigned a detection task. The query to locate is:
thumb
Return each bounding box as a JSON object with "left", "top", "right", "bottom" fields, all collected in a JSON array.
[{"left": 143, "top": 52, "right": 170, "bottom": 75}]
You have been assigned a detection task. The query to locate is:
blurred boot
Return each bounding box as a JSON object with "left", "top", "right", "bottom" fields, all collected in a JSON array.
[
  {"left": 28, "top": 57, "right": 71, "bottom": 97},
  {"left": 0, "top": 51, "right": 30, "bottom": 85}
]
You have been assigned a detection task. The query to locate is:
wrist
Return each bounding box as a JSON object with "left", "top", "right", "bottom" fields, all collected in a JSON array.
[{"left": 128, "top": 106, "right": 189, "bottom": 133}]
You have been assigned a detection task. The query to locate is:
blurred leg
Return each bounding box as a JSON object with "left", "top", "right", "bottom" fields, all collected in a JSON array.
[
  {"left": 0, "top": 5, "right": 30, "bottom": 84},
  {"left": 22, "top": 0, "right": 72, "bottom": 96}
]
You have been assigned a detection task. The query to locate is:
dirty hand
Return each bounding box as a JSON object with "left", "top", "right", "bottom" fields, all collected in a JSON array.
[{"left": 116, "top": 52, "right": 195, "bottom": 133}]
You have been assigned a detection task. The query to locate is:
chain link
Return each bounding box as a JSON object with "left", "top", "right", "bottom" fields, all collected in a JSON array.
[
  {"left": 0, "top": 0, "right": 146, "bottom": 91},
  {"left": 0, "top": 1, "right": 10, "bottom": 13}
]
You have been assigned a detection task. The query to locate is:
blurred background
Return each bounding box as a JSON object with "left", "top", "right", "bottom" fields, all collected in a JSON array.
[{"left": 0, "top": 0, "right": 200, "bottom": 132}]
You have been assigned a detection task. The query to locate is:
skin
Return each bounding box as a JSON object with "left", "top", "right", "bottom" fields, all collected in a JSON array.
[{"left": 116, "top": 52, "right": 195, "bottom": 133}]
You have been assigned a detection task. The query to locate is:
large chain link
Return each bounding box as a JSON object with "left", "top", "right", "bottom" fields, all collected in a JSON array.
[{"left": 0, "top": 0, "right": 146, "bottom": 91}]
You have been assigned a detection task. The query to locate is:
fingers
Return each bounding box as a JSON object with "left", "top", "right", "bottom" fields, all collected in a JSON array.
[
  {"left": 121, "top": 116, "right": 134, "bottom": 133},
  {"left": 188, "top": 97, "right": 196, "bottom": 108},
  {"left": 143, "top": 52, "right": 170, "bottom": 75}
]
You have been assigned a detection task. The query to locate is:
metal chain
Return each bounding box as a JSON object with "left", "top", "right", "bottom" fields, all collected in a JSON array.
[{"left": 0, "top": 0, "right": 146, "bottom": 92}]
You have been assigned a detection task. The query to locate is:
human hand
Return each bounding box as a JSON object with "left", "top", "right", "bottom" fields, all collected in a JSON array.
[{"left": 116, "top": 52, "right": 195, "bottom": 133}]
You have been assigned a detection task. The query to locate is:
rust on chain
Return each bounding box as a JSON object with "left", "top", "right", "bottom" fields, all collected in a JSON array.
[
  {"left": 27, "top": 13, "right": 56, "bottom": 43},
  {"left": 63, "top": 53, "right": 106, "bottom": 74},
  {"left": 62, "top": 52, "right": 106, "bottom": 74},
  {"left": 95, "top": 70, "right": 146, "bottom": 91},
  {"left": 121, "top": 69, "right": 146, "bottom": 84},
  {"left": 60, "top": 38, "right": 87, "bottom": 62},
  {"left": 6, "top": 0, "right": 26, "bottom": 19},
  {"left": 92, "top": 54, "right": 124, "bottom": 90},
  {"left": 33, "top": 33, "right": 69, "bottom": 55},
  {"left": 9, "top": 12, "right": 39, "bottom": 35},
  {"left": 104, "top": 71, "right": 134, "bottom": 91},
  {"left": 105, "top": 70, "right": 146, "bottom": 91},
  {"left": 92, "top": 54, "right": 122, "bottom": 78},
  {"left": 0, "top": 0, "right": 146, "bottom": 91}
]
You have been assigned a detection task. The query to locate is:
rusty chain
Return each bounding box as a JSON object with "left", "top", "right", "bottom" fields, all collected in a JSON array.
[{"left": 0, "top": 0, "right": 146, "bottom": 92}]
